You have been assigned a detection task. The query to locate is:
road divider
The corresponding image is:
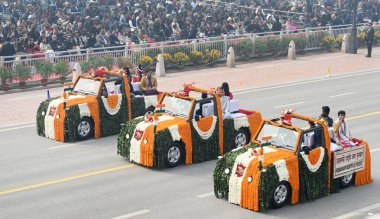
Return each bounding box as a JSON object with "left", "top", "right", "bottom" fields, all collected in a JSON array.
[{"left": 0, "top": 164, "right": 135, "bottom": 196}]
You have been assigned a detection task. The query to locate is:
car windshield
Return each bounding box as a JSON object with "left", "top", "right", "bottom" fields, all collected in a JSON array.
[
  {"left": 256, "top": 122, "right": 299, "bottom": 151},
  {"left": 73, "top": 77, "right": 101, "bottom": 95},
  {"left": 159, "top": 95, "right": 192, "bottom": 117}
]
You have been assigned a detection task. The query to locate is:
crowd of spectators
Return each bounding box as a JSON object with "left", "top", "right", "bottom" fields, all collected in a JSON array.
[{"left": 0, "top": 0, "right": 378, "bottom": 56}]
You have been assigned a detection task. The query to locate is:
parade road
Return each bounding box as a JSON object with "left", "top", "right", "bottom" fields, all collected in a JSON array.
[{"left": 0, "top": 70, "right": 379, "bottom": 219}]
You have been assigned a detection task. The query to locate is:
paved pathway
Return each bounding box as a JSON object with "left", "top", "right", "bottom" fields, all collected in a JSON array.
[{"left": 1, "top": 48, "right": 379, "bottom": 127}]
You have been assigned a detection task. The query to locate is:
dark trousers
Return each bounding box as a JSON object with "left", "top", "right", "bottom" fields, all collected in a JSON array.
[{"left": 367, "top": 42, "right": 373, "bottom": 57}]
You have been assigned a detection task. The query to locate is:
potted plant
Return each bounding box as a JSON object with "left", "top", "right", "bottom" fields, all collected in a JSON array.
[
  {"left": 14, "top": 64, "right": 31, "bottom": 89},
  {"left": 54, "top": 61, "right": 69, "bottom": 84},
  {"left": 0, "top": 66, "right": 13, "bottom": 91},
  {"left": 35, "top": 60, "right": 54, "bottom": 86}
]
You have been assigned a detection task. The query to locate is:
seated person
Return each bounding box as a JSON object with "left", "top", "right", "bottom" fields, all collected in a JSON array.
[
  {"left": 140, "top": 70, "right": 159, "bottom": 95},
  {"left": 220, "top": 82, "right": 233, "bottom": 100},
  {"left": 333, "top": 110, "right": 358, "bottom": 148}
]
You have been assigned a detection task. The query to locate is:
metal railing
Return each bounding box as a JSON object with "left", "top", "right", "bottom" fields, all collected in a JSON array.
[{"left": 0, "top": 23, "right": 374, "bottom": 83}]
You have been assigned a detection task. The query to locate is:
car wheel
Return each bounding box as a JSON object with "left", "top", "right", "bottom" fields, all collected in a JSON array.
[
  {"left": 340, "top": 173, "right": 354, "bottom": 188},
  {"left": 235, "top": 128, "right": 250, "bottom": 148},
  {"left": 165, "top": 142, "right": 183, "bottom": 168},
  {"left": 77, "top": 118, "right": 93, "bottom": 140},
  {"left": 270, "top": 182, "right": 290, "bottom": 209}
]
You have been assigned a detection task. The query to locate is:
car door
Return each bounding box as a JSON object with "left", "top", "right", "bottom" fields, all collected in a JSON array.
[
  {"left": 190, "top": 96, "right": 220, "bottom": 163},
  {"left": 98, "top": 79, "right": 128, "bottom": 136},
  {"left": 298, "top": 125, "right": 329, "bottom": 201}
]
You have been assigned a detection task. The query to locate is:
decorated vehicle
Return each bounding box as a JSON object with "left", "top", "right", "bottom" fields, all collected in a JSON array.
[
  {"left": 213, "top": 113, "right": 372, "bottom": 211},
  {"left": 36, "top": 70, "right": 161, "bottom": 142},
  {"left": 117, "top": 85, "right": 262, "bottom": 168}
]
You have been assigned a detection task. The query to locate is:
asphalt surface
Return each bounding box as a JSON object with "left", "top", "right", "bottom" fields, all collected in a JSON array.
[{"left": 0, "top": 70, "right": 379, "bottom": 219}]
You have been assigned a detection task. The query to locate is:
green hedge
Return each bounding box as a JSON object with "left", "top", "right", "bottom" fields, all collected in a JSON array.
[
  {"left": 117, "top": 117, "right": 145, "bottom": 158},
  {"left": 214, "top": 144, "right": 255, "bottom": 198},
  {"left": 190, "top": 121, "right": 220, "bottom": 163},
  {"left": 259, "top": 165, "right": 279, "bottom": 211},
  {"left": 298, "top": 150, "right": 328, "bottom": 202},
  {"left": 63, "top": 105, "right": 81, "bottom": 142},
  {"left": 99, "top": 97, "right": 129, "bottom": 137}
]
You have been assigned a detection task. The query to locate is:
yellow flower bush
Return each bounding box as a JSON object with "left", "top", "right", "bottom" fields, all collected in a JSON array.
[
  {"left": 154, "top": 53, "right": 172, "bottom": 64},
  {"left": 321, "top": 36, "right": 336, "bottom": 52},
  {"left": 172, "top": 52, "right": 190, "bottom": 68},
  {"left": 140, "top": 55, "right": 154, "bottom": 68},
  {"left": 190, "top": 50, "right": 203, "bottom": 64},
  {"left": 335, "top": 35, "right": 344, "bottom": 44},
  {"left": 202, "top": 49, "right": 222, "bottom": 64}
]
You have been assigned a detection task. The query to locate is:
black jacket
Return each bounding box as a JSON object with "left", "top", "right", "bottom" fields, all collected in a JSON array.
[
  {"left": 365, "top": 26, "right": 375, "bottom": 43},
  {"left": 1, "top": 42, "right": 16, "bottom": 57}
]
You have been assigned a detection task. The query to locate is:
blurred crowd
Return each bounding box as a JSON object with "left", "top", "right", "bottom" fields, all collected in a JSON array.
[{"left": 0, "top": 0, "right": 378, "bottom": 56}]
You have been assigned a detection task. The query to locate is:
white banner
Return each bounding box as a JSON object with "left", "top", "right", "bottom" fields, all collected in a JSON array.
[{"left": 333, "top": 145, "right": 366, "bottom": 179}]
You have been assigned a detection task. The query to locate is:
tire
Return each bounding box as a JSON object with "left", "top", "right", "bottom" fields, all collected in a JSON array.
[
  {"left": 340, "top": 173, "right": 354, "bottom": 188},
  {"left": 165, "top": 142, "right": 183, "bottom": 168},
  {"left": 270, "top": 182, "right": 290, "bottom": 209},
  {"left": 77, "top": 117, "right": 93, "bottom": 140},
  {"left": 235, "top": 128, "right": 250, "bottom": 148}
]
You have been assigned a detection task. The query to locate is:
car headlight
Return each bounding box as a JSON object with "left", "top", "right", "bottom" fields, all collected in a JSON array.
[
  {"left": 56, "top": 114, "right": 60, "bottom": 119},
  {"left": 143, "top": 139, "right": 148, "bottom": 144},
  {"left": 126, "top": 134, "right": 130, "bottom": 139},
  {"left": 41, "top": 111, "right": 45, "bottom": 116},
  {"left": 224, "top": 168, "right": 230, "bottom": 175}
]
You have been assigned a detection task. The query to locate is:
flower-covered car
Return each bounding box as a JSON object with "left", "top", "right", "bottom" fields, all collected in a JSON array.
[
  {"left": 117, "top": 86, "right": 262, "bottom": 168},
  {"left": 36, "top": 72, "right": 161, "bottom": 142},
  {"left": 214, "top": 113, "right": 372, "bottom": 211}
]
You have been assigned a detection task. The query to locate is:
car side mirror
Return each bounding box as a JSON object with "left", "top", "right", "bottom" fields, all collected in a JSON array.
[
  {"left": 195, "top": 115, "right": 200, "bottom": 121},
  {"left": 302, "top": 146, "right": 310, "bottom": 155}
]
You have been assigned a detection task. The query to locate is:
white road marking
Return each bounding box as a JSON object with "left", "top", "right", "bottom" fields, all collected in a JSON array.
[
  {"left": 197, "top": 192, "right": 214, "bottom": 198},
  {"left": 329, "top": 92, "right": 355, "bottom": 98},
  {"left": 333, "top": 202, "right": 380, "bottom": 219},
  {"left": 111, "top": 209, "right": 150, "bottom": 219},
  {"left": 0, "top": 122, "right": 35, "bottom": 129},
  {"left": 0, "top": 124, "right": 36, "bottom": 133},
  {"left": 370, "top": 148, "right": 380, "bottom": 153},
  {"left": 48, "top": 140, "right": 97, "bottom": 149},
  {"left": 273, "top": 102, "right": 304, "bottom": 109},
  {"left": 234, "top": 68, "right": 380, "bottom": 95},
  {"left": 3, "top": 94, "right": 46, "bottom": 101}
]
